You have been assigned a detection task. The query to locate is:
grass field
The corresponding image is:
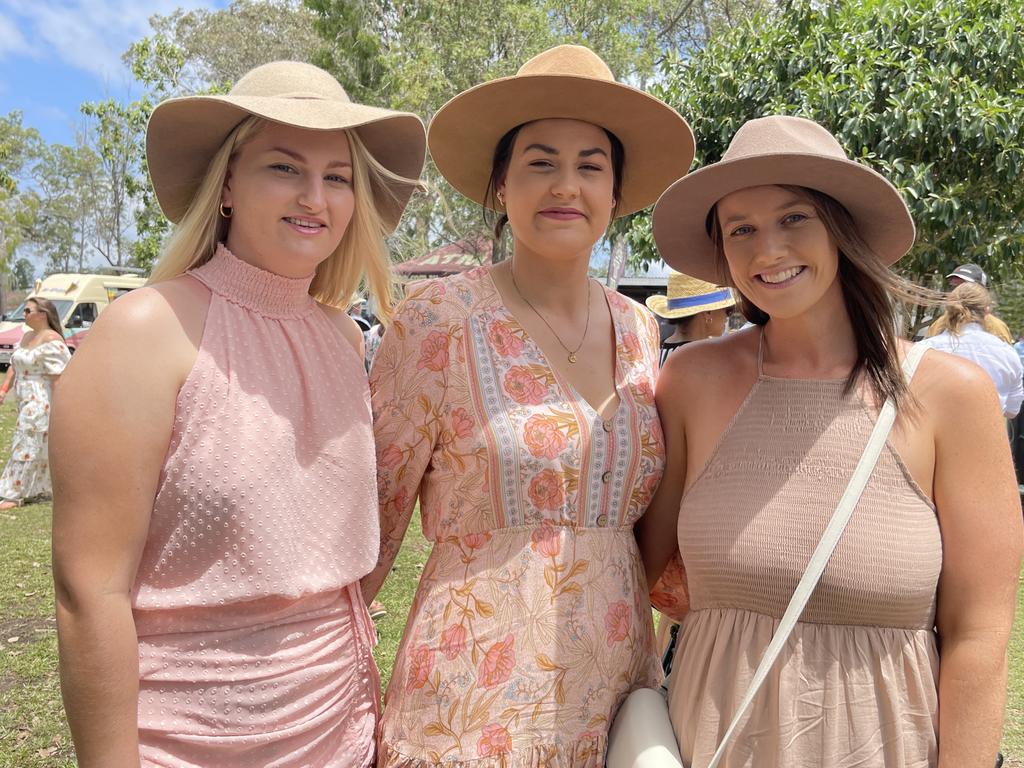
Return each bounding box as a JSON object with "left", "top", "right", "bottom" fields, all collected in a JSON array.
[{"left": 1, "top": 397, "right": 1023, "bottom": 765}]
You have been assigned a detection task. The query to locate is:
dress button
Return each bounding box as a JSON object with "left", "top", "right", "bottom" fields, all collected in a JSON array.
[
  {"left": 602, "top": 420, "right": 613, "bottom": 433},
  {"left": 601, "top": 471, "right": 612, "bottom": 483}
]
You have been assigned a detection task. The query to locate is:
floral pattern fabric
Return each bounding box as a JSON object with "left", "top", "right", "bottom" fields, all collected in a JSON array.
[
  {"left": 368, "top": 267, "right": 665, "bottom": 766},
  {"left": 0, "top": 339, "right": 70, "bottom": 502}
]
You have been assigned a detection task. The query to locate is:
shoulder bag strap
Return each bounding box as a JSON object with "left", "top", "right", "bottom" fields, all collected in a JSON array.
[{"left": 706, "top": 344, "right": 929, "bottom": 768}]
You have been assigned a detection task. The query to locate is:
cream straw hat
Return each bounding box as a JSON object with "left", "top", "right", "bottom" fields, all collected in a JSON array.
[
  {"left": 147, "top": 61, "right": 426, "bottom": 232},
  {"left": 645, "top": 271, "right": 735, "bottom": 319}
]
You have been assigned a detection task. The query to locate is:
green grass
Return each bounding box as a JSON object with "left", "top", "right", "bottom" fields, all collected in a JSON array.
[{"left": 0, "top": 388, "right": 1020, "bottom": 765}]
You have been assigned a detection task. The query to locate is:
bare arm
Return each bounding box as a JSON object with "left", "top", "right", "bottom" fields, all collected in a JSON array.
[
  {"left": 636, "top": 351, "right": 689, "bottom": 588},
  {"left": 928, "top": 354, "right": 1024, "bottom": 767},
  {"left": 51, "top": 279, "right": 206, "bottom": 767}
]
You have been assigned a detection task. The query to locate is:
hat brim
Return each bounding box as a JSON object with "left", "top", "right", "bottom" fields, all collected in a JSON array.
[
  {"left": 652, "top": 153, "right": 916, "bottom": 283},
  {"left": 147, "top": 95, "right": 426, "bottom": 231},
  {"left": 427, "top": 74, "right": 695, "bottom": 217},
  {"left": 645, "top": 293, "right": 736, "bottom": 319}
]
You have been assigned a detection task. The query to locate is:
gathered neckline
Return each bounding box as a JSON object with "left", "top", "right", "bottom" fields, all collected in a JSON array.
[{"left": 189, "top": 244, "right": 316, "bottom": 319}]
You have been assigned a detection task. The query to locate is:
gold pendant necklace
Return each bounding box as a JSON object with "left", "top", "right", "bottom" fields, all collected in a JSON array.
[{"left": 510, "top": 264, "right": 591, "bottom": 364}]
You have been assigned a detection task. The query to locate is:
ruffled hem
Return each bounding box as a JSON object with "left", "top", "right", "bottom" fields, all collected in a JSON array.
[{"left": 379, "top": 736, "right": 607, "bottom": 767}]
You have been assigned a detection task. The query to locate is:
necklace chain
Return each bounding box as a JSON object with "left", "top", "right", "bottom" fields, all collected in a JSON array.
[{"left": 509, "top": 263, "right": 591, "bottom": 364}]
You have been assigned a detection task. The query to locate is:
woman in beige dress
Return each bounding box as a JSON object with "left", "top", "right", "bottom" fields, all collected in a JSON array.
[{"left": 638, "top": 116, "right": 1022, "bottom": 767}]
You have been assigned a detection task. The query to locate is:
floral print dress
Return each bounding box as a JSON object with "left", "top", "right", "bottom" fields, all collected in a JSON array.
[
  {"left": 367, "top": 267, "right": 665, "bottom": 767},
  {"left": 0, "top": 338, "right": 70, "bottom": 502}
]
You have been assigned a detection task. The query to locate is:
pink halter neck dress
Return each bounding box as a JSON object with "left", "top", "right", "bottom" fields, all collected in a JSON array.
[{"left": 132, "top": 245, "right": 380, "bottom": 767}]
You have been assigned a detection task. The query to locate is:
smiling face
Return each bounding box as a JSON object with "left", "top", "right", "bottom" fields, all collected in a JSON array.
[
  {"left": 221, "top": 122, "right": 355, "bottom": 278},
  {"left": 715, "top": 185, "right": 842, "bottom": 321},
  {"left": 498, "top": 119, "right": 616, "bottom": 263}
]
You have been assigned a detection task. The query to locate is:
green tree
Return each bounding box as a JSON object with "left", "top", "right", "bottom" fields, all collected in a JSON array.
[
  {"left": 11, "top": 257, "right": 35, "bottom": 290},
  {"left": 628, "top": 0, "right": 1024, "bottom": 309},
  {"left": 0, "top": 113, "right": 43, "bottom": 313}
]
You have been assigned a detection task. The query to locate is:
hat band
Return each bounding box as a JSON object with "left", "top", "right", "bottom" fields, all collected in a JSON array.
[{"left": 667, "top": 289, "right": 731, "bottom": 309}]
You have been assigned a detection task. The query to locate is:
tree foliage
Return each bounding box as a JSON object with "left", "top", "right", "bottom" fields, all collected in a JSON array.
[{"left": 627, "top": 0, "right": 1024, "bottom": 296}]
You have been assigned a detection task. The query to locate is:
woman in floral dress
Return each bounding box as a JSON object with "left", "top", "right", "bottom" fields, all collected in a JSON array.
[
  {"left": 0, "top": 297, "right": 70, "bottom": 509},
  {"left": 366, "top": 45, "right": 694, "bottom": 766}
]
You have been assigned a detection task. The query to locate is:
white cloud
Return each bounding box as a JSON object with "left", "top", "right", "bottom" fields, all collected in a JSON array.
[
  {"left": 0, "top": 0, "right": 214, "bottom": 83},
  {"left": 0, "top": 11, "right": 32, "bottom": 58}
]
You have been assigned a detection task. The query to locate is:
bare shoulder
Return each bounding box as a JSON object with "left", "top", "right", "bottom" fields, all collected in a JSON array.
[
  {"left": 913, "top": 345, "right": 997, "bottom": 407},
  {"left": 662, "top": 326, "right": 759, "bottom": 388},
  {"left": 911, "top": 345, "right": 1003, "bottom": 438},
  {"left": 317, "top": 303, "right": 364, "bottom": 356},
  {"left": 68, "top": 276, "right": 210, "bottom": 381}
]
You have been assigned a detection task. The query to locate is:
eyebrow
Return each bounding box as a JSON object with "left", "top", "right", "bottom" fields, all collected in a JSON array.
[
  {"left": 522, "top": 143, "right": 609, "bottom": 159},
  {"left": 266, "top": 146, "right": 352, "bottom": 169},
  {"left": 721, "top": 197, "right": 808, "bottom": 225}
]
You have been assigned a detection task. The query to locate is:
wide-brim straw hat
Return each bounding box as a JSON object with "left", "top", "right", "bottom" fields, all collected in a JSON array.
[
  {"left": 147, "top": 61, "right": 426, "bottom": 232},
  {"left": 652, "top": 115, "right": 916, "bottom": 282},
  {"left": 645, "top": 271, "right": 735, "bottom": 319},
  {"left": 428, "top": 45, "right": 695, "bottom": 217}
]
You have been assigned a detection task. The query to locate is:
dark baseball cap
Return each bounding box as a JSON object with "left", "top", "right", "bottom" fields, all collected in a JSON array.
[{"left": 946, "top": 263, "right": 987, "bottom": 286}]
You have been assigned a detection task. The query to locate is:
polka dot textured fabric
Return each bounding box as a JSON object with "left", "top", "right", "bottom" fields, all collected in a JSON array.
[{"left": 132, "top": 245, "right": 380, "bottom": 767}]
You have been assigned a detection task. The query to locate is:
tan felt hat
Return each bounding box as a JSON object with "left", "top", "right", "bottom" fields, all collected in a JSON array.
[
  {"left": 147, "top": 61, "right": 426, "bottom": 232},
  {"left": 427, "top": 44, "right": 695, "bottom": 217},
  {"left": 645, "top": 271, "right": 736, "bottom": 319},
  {"left": 652, "top": 115, "right": 916, "bottom": 282}
]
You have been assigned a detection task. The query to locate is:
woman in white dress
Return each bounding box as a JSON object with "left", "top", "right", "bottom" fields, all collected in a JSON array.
[{"left": 0, "top": 297, "right": 71, "bottom": 508}]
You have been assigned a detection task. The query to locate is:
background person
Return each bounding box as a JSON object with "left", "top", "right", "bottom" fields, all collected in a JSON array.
[
  {"left": 919, "top": 282, "right": 1023, "bottom": 418},
  {"left": 0, "top": 297, "right": 70, "bottom": 509},
  {"left": 49, "top": 61, "right": 425, "bottom": 767},
  {"left": 366, "top": 44, "right": 694, "bottom": 765},
  {"left": 930, "top": 262, "right": 1014, "bottom": 344},
  {"left": 639, "top": 115, "right": 1022, "bottom": 766},
  {"left": 645, "top": 270, "right": 735, "bottom": 366}
]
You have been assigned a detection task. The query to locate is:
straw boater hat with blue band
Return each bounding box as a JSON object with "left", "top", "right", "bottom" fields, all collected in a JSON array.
[
  {"left": 146, "top": 61, "right": 427, "bottom": 232},
  {"left": 645, "top": 271, "right": 736, "bottom": 320},
  {"left": 651, "top": 115, "right": 916, "bottom": 283},
  {"left": 427, "top": 44, "right": 696, "bottom": 217}
]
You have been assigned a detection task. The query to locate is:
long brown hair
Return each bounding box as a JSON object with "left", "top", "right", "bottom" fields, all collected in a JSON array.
[
  {"left": 26, "top": 297, "right": 66, "bottom": 340},
  {"left": 483, "top": 121, "right": 625, "bottom": 240},
  {"left": 710, "top": 185, "right": 942, "bottom": 408}
]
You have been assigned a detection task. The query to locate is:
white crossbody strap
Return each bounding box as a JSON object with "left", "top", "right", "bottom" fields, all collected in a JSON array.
[{"left": 706, "top": 344, "right": 928, "bottom": 768}]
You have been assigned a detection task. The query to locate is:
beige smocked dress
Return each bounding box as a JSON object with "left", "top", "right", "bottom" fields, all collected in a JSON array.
[{"left": 667, "top": 343, "right": 941, "bottom": 767}]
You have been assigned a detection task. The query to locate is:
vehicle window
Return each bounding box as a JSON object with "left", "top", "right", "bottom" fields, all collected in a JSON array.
[{"left": 67, "top": 302, "right": 99, "bottom": 328}]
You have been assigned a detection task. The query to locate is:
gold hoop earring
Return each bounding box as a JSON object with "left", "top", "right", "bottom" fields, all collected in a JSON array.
[{"left": 219, "top": 203, "right": 233, "bottom": 219}]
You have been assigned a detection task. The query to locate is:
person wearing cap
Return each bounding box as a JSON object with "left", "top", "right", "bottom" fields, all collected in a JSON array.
[
  {"left": 637, "top": 115, "right": 1022, "bottom": 766},
  {"left": 365, "top": 44, "right": 694, "bottom": 765},
  {"left": 645, "top": 271, "right": 735, "bottom": 366},
  {"left": 49, "top": 61, "right": 425, "bottom": 766},
  {"left": 919, "top": 282, "right": 1024, "bottom": 419},
  {"left": 929, "top": 263, "right": 1015, "bottom": 344}
]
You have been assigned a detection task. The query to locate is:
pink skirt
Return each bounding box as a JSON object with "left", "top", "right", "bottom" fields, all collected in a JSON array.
[{"left": 136, "top": 584, "right": 379, "bottom": 767}]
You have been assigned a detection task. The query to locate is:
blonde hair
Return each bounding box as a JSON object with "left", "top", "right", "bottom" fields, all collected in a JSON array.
[
  {"left": 932, "top": 282, "right": 997, "bottom": 337},
  {"left": 149, "top": 116, "right": 408, "bottom": 320}
]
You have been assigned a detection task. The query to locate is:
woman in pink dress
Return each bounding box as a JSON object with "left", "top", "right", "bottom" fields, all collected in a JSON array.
[
  {"left": 366, "top": 45, "right": 694, "bottom": 766},
  {"left": 50, "top": 61, "right": 425, "bottom": 767}
]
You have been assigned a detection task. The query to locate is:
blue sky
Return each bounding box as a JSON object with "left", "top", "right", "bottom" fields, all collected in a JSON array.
[{"left": 0, "top": 0, "right": 216, "bottom": 146}]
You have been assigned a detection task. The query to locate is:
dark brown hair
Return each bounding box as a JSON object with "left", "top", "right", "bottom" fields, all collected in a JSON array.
[
  {"left": 483, "top": 122, "right": 625, "bottom": 240},
  {"left": 709, "top": 185, "right": 941, "bottom": 408},
  {"left": 26, "top": 297, "right": 66, "bottom": 340}
]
